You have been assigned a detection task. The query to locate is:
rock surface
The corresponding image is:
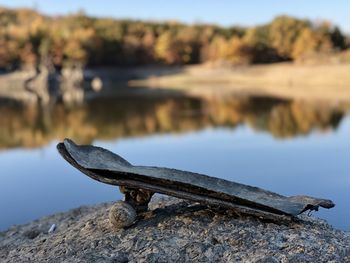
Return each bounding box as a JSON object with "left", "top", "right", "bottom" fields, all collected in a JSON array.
[{"left": 1, "top": 197, "right": 349, "bottom": 262}]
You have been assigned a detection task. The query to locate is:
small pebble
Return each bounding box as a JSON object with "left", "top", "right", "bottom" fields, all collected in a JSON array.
[{"left": 48, "top": 224, "right": 56, "bottom": 234}]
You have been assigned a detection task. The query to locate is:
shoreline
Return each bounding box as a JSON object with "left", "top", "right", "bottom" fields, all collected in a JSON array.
[
  {"left": 1, "top": 197, "right": 349, "bottom": 262},
  {"left": 2, "top": 63, "right": 350, "bottom": 105},
  {"left": 128, "top": 63, "right": 350, "bottom": 103}
]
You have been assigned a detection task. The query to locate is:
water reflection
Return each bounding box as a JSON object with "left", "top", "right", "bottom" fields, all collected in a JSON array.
[
  {"left": 0, "top": 93, "right": 349, "bottom": 231},
  {"left": 0, "top": 95, "right": 348, "bottom": 150}
]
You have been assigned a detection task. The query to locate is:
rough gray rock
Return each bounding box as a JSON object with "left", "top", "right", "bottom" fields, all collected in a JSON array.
[{"left": 1, "top": 197, "right": 349, "bottom": 262}]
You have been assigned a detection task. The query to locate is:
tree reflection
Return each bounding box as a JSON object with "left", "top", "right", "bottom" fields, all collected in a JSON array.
[{"left": 0, "top": 95, "right": 347, "bottom": 149}]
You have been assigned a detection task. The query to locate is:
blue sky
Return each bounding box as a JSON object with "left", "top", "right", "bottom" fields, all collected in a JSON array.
[{"left": 2, "top": 0, "right": 350, "bottom": 32}]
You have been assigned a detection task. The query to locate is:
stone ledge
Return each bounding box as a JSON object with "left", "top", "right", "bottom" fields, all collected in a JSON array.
[{"left": 1, "top": 197, "right": 349, "bottom": 262}]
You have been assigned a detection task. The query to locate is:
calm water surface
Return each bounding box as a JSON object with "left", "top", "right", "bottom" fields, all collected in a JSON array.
[{"left": 0, "top": 94, "right": 349, "bottom": 231}]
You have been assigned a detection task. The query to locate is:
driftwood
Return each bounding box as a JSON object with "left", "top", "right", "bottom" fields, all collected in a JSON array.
[{"left": 57, "top": 139, "right": 334, "bottom": 227}]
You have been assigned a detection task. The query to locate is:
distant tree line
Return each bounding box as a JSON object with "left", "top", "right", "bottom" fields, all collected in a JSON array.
[{"left": 0, "top": 7, "right": 348, "bottom": 70}]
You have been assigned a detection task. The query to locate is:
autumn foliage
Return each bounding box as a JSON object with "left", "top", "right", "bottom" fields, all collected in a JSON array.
[{"left": 0, "top": 7, "right": 347, "bottom": 70}]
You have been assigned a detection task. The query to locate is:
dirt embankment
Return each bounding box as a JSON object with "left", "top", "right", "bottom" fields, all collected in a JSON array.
[
  {"left": 1, "top": 197, "right": 349, "bottom": 262},
  {"left": 129, "top": 63, "right": 350, "bottom": 102},
  {"left": 2, "top": 62, "right": 350, "bottom": 105}
]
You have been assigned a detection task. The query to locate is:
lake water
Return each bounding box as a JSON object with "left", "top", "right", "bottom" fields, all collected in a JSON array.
[{"left": 0, "top": 93, "right": 349, "bottom": 231}]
